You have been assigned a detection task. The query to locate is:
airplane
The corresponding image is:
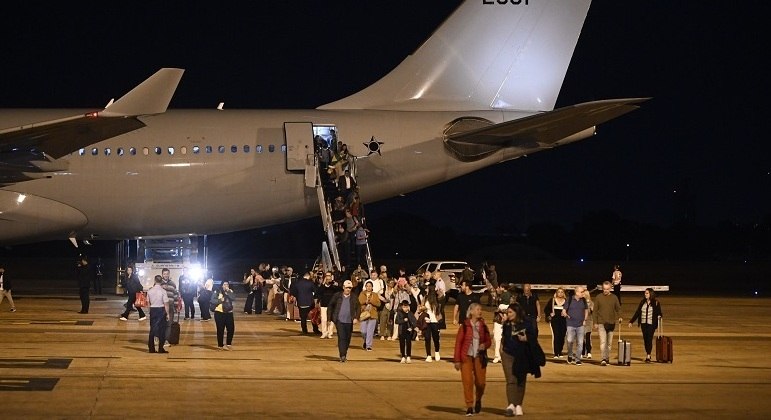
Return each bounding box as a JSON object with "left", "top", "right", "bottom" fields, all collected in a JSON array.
[{"left": 0, "top": 0, "right": 647, "bottom": 246}]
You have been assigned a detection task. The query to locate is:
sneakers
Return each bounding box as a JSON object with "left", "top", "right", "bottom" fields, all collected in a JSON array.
[
  {"left": 366, "top": 347, "right": 373, "bottom": 352},
  {"left": 645, "top": 355, "right": 651, "bottom": 363},
  {"left": 184, "top": 316, "right": 190, "bottom": 320},
  {"left": 406, "top": 357, "right": 411, "bottom": 364},
  {"left": 426, "top": 356, "right": 433, "bottom": 363},
  {"left": 492, "top": 357, "right": 501, "bottom": 364},
  {"left": 9, "top": 308, "right": 16, "bottom": 312},
  {"left": 435, "top": 352, "right": 441, "bottom": 361},
  {"left": 505, "top": 404, "right": 515, "bottom": 417},
  {"left": 320, "top": 334, "right": 328, "bottom": 339},
  {"left": 575, "top": 360, "right": 583, "bottom": 366},
  {"left": 380, "top": 336, "right": 385, "bottom": 341},
  {"left": 553, "top": 355, "right": 560, "bottom": 359},
  {"left": 217, "top": 346, "right": 225, "bottom": 351},
  {"left": 138, "top": 316, "right": 146, "bottom": 321},
  {"left": 601, "top": 359, "right": 608, "bottom": 366},
  {"left": 119, "top": 316, "right": 128, "bottom": 321},
  {"left": 567, "top": 357, "right": 574, "bottom": 364},
  {"left": 474, "top": 399, "right": 482, "bottom": 414},
  {"left": 225, "top": 345, "right": 232, "bottom": 351},
  {"left": 586, "top": 353, "right": 592, "bottom": 359},
  {"left": 515, "top": 405, "right": 523, "bottom": 416},
  {"left": 340, "top": 355, "right": 347, "bottom": 363},
  {"left": 466, "top": 407, "right": 474, "bottom": 416},
  {"left": 400, "top": 357, "right": 406, "bottom": 364}
]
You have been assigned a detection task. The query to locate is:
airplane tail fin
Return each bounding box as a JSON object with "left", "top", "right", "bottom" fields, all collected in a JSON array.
[
  {"left": 319, "top": 0, "right": 591, "bottom": 112},
  {"left": 100, "top": 68, "right": 184, "bottom": 117}
]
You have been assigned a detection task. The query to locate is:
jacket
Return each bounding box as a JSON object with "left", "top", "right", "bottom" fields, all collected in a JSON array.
[
  {"left": 502, "top": 318, "right": 544, "bottom": 385},
  {"left": 358, "top": 291, "right": 381, "bottom": 319},
  {"left": 212, "top": 288, "right": 235, "bottom": 313},
  {"left": 290, "top": 278, "right": 317, "bottom": 307},
  {"left": 395, "top": 307, "right": 417, "bottom": 336},
  {"left": 328, "top": 291, "right": 361, "bottom": 324},
  {"left": 629, "top": 298, "right": 663, "bottom": 328},
  {"left": 453, "top": 318, "right": 492, "bottom": 363},
  {"left": 0, "top": 272, "right": 11, "bottom": 291},
  {"left": 125, "top": 274, "right": 143, "bottom": 295}
]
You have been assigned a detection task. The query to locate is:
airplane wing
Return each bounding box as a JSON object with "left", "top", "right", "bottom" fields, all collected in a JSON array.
[
  {"left": 444, "top": 98, "right": 650, "bottom": 161},
  {"left": 0, "top": 68, "right": 184, "bottom": 186}
]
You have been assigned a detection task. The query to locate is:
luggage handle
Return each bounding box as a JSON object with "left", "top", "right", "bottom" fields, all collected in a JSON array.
[
  {"left": 658, "top": 315, "right": 663, "bottom": 338},
  {"left": 618, "top": 320, "right": 622, "bottom": 342}
]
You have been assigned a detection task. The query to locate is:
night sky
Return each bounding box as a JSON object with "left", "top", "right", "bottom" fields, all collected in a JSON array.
[{"left": 1, "top": 1, "right": 768, "bottom": 236}]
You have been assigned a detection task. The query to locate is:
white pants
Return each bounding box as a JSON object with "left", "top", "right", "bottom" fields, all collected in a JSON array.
[
  {"left": 320, "top": 306, "right": 336, "bottom": 337},
  {"left": 493, "top": 322, "right": 503, "bottom": 360}
]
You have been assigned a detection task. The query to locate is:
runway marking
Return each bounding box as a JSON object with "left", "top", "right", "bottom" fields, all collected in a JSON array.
[
  {"left": 0, "top": 358, "right": 72, "bottom": 369},
  {"left": 0, "top": 377, "right": 59, "bottom": 391},
  {"left": 0, "top": 320, "right": 93, "bottom": 326}
]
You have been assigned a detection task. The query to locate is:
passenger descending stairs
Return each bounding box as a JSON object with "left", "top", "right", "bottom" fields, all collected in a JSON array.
[{"left": 307, "top": 154, "right": 373, "bottom": 273}]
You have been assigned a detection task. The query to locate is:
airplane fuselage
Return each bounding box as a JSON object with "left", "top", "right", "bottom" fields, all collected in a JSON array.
[{"left": 0, "top": 108, "right": 534, "bottom": 240}]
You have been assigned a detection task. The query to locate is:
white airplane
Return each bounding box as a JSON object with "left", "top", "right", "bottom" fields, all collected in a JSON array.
[{"left": 0, "top": 0, "right": 646, "bottom": 244}]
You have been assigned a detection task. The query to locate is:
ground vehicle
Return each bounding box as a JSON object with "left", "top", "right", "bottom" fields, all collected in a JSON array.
[{"left": 415, "top": 261, "right": 486, "bottom": 302}]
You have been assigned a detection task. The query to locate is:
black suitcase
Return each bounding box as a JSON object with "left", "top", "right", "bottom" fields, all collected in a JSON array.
[{"left": 168, "top": 311, "right": 181, "bottom": 345}]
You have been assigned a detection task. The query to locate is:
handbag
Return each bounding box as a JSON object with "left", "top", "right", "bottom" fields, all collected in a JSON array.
[
  {"left": 135, "top": 291, "right": 147, "bottom": 308},
  {"left": 222, "top": 297, "right": 233, "bottom": 313},
  {"left": 309, "top": 307, "right": 321, "bottom": 325},
  {"left": 359, "top": 303, "right": 372, "bottom": 321},
  {"left": 174, "top": 296, "right": 183, "bottom": 312},
  {"left": 478, "top": 350, "right": 489, "bottom": 368}
]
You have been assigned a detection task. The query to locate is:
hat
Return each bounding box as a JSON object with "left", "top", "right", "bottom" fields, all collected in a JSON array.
[
  {"left": 343, "top": 280, "right": 353, "bottom": 288},
  {"left": 498, "top": 304, "right": 509, "bottom": 312}
]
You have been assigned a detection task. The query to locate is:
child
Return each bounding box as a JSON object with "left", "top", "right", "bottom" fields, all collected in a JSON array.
[{"left": 396, "top": 300, "right": 417, "bottom": 363}]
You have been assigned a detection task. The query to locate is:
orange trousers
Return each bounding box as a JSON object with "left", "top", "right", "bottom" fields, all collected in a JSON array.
[{"left": 460, "top": 355, "right": 487, "bottom": 408}]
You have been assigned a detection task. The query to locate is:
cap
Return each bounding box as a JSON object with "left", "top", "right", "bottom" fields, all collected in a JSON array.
[
  {"left": 343, "top": 280, "right": 353, "bottom": 288},
  {"left": 498, "top": 304, "right": 509, "bottom": 312}
]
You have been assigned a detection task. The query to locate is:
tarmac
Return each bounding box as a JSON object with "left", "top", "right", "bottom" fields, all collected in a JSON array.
[{"left": 0, "top": 292, "right": 770, "bottom": 419}]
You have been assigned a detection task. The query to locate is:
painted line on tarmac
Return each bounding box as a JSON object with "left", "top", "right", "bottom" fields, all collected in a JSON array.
[
  {"left": 0, "top": 377, "right": 59, "bottom": 391},
  {"left": 0, "top": 358, "right": 72, "bottom": 369}
]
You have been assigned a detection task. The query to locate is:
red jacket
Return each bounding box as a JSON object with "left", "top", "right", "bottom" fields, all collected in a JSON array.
[{"left": 454, "top": 318, "right": 492, "bottom": 363}]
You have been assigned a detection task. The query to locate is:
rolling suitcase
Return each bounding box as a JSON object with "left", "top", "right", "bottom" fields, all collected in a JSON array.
[
  {"left": 656, "top": 316, "right": 673, "bottom": 363},
  {"left": 617, "top": 322, "right": 631, "bottom": 366},
  {"left": 168, "top": 311, "right": 181, "bottom": 345}
]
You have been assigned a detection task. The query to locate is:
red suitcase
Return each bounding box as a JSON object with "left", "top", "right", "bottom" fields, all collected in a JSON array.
[{"left": 656, "top": 316, "right": 673, "bottom": 363}]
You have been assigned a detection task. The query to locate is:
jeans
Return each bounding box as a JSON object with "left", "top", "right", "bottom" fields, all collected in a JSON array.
[
  {"left": 597, "top": 324, "right": 615, "bottom": 361},
  {"left": 566, "top": 325, "right": 585, "bottom": 361},
  {"left": 182, "top": 294, "right": 196, "bottom": 318},
  {"left": 360, "top": 318, "right": 377, "bottom": 348}
]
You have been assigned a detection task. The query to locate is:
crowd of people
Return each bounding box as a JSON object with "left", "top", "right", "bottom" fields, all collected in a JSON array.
[{"left": 107, "top": 261, "right": 662, "bottom": 417}]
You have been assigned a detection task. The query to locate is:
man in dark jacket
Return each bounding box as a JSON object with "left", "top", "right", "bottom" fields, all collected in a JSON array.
[
  {"left": 290, "top": 272, "right": 318, "bottom": 335},
  {"left": 327, "top": 280, "right": 361, "bottom": 362},
  {"left": 0, "top": 265, "right": 17, "bottom": 312},
  {"left": 120, "top": 266, "right": 146, "bottom": 321},
  {"left": 76, "top": 256, "right": 95, "bottom": 313}
]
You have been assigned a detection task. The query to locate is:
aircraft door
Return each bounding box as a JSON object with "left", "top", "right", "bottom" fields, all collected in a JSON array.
[{"left": 284, "top": 122, "right": 314, "bottom": 171}]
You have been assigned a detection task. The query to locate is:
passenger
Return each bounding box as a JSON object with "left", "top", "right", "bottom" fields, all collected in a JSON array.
[
  {"left": 545, "top": 287, "right": 568, "bottom": 359},
  {"left": 453, "top": 303, "right": 492, "bottom": 416},
  {"left": 282, "top": 267, "right": 297, "bottom": 321},
  {"left": 242, "top": 267, "right": 262, "bottom": 315},
  {"left": 497, "top": 283, "right": 512, "bottom": 306},
  {"left": 628, "top": 287, "right": 663, "bottom": 363},
  {"left": 179, "top": 270, "right": 198, "bottom": 320},
  {"left": 328, "top": 280, "right": 361, "bottom": 362},
  {"left": 378, "top": 279, "right": 395, "bottom": 341},
  {"left": 337, "top": 169, "right": 357, "bottom": 202},
  {"left": 581, "top": 289, "right": 594, "bottom": 359},
  {"left": 453, "top": 280, "right": 477, "bottom": 327},
  {"left": 391, "top": 278, "right": 412, "bottom": 340},
  {"left": 147, "top": 275, "right": 169, "bottom": 353},
  {"left": 318, "top": 272, "right": 341, "bottom": 339},
  {"left": 482, "top": 262, "right": 498, "bottom": 306},
  {"left": 612, "top": 264, "right": 623, "bottom": 304},
  {"left": 358, "top": 280, "right": 381, "bottom": 351},
  {"left": 0, "top": 265, "right": 17, "bottom": 312},
  {"left": 501, "top": 303, "right": 541, "bottom": 417},
  {"left": 198, "top": 278, "right": 213, "bottom": 321},
  {"left": 159, "top": 268, "right": 179, "bottom": 349},
  {"left": 396, "top": 299, "right": 417, "bottom": 363},
  {"left": 290, "top": 272, "right": 319, "bottom": 335},
  {"left": 409, "top": 275, "right": 425, "bottom": 311},
  {"left": 119, "top": 266, "right": 146, "bottom": 321},
  {"left": 491, "top": 304, "right": 507, "bottom": 364},
  {"left": 354, "top": 223, "right": 369, "bottom": 269},
  {"left": 593, "top": 281, "right": 622, "bottom": 366},
  {"left": 211, "top": 281, "right": 236, "bottom": 350},
  {"left": 516, "top": 284, "right": 542, "bottom": 337},
  {"left": 432, "top": 271, "right": 448, "bottom": 330},
  {"left": 423, "top": 286, "right": 443, "bottom": 362},
  {"left": 564, "top": 286, "right": 589, "bottom": 365}
]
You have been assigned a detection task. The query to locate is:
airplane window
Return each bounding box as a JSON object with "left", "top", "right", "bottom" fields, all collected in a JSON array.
[
  {"left": 79, "top": 148, "right": 85, "bottom": 156},
  {"left": 104, "top": 148, "right": 111, "bottom": 156},
  {"left": 180, "top": 146, "right": 187, "bottom": 155},
  {"left": 281, "top": 144, "right": 287, "bottom": 153},
  {"left": 117, "top": 148, "right": 124, "bottom": 156},
  {"left": 217, "top": 146, "right": 224, "bottom": 153},
  {"left": 205, "top": 146, "right": 212, "bottom": 154},
  {"left": 130, "top": 147, "right": 136, "bottom": 156},
  {"left": 154, "top": 147, "right": 162, "bottom": 155},
  {"left": 256, "top": 145, "right": 263, "bottom": 153},
  {"left": 143, "top": 147, "right": 149, "bottom": 156},
  {"left": 269, "top": 145, "right": 275, "bottom": 153},
  {"left": 243, "top": 145, "right": 250, "bottom": 153},
  {"left": 91, "top": 148, "right": 98, "bottom": 156},
  {"left": 192, "top": 146, "right": 200, "bottom": 154},
  {"left": 231, "top": 145, "right": 237, "bottom": 153},
  {"left": 168, "top": 147, "right": 175, "bottom": 155}
]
